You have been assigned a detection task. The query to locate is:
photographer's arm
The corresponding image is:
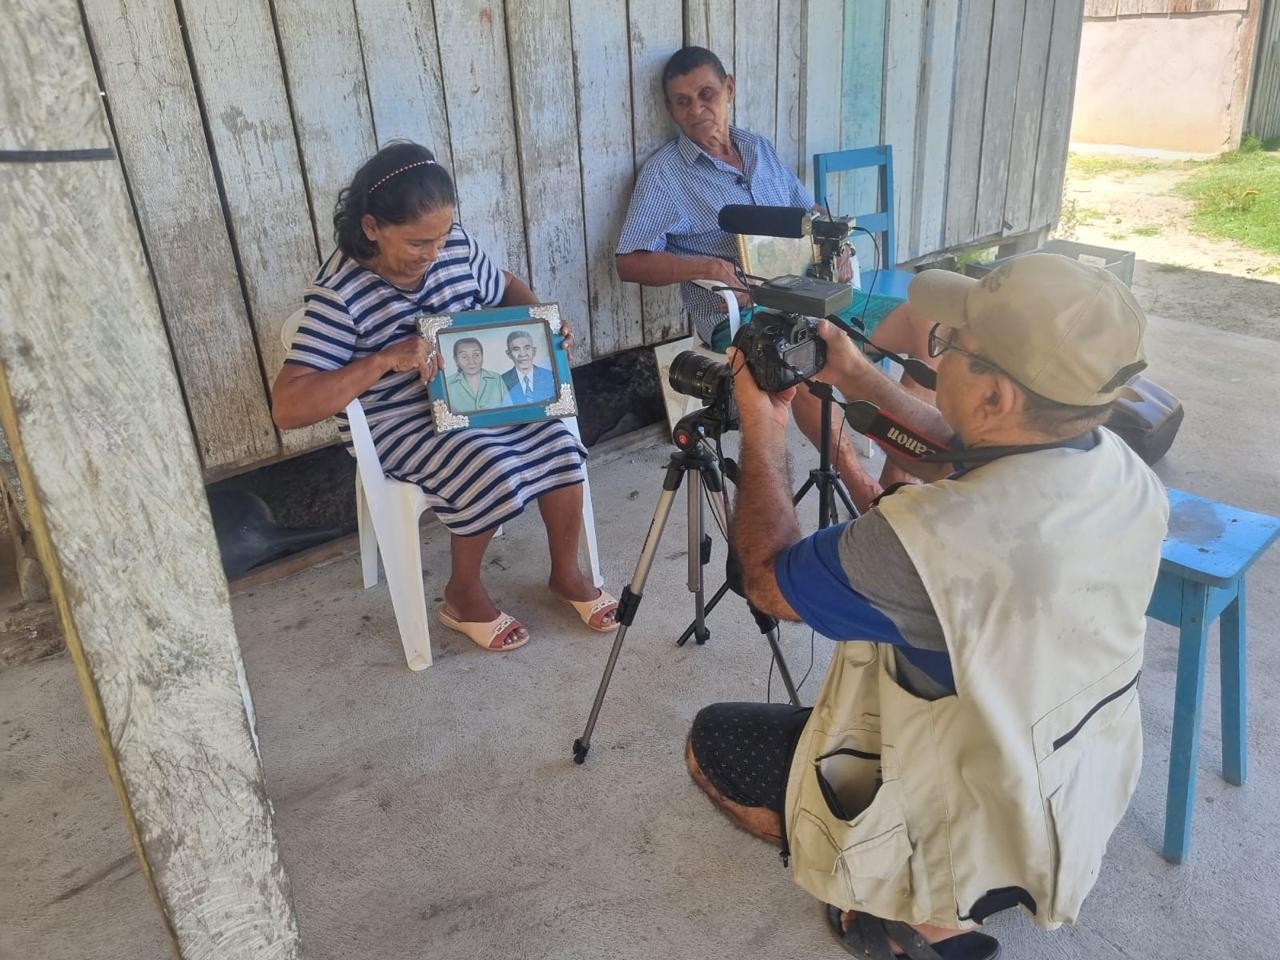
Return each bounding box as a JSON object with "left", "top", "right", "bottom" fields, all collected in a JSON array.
[
  {"left": 728, "top": 349, "right": 803, "bottom": 622},
  {"left": 815, "top": 320, "right": 956, "bottom": 483}
]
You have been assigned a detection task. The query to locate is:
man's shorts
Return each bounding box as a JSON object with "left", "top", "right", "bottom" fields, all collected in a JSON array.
[{"left": 688, "top": 702, "right": 812, "bottom": 815}]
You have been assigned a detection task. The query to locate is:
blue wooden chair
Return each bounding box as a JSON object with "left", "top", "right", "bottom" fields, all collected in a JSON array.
[
  {"left": 812, "top": 146, "right": 913, "bottom": 299},
  {"left": 1146, "top": 488, "right": 1280, "bottom": 862}
]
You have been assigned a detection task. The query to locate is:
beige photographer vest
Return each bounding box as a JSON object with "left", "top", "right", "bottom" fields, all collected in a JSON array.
[{"left": 783, "top": 428, "right": 1168, "bottom": 930}]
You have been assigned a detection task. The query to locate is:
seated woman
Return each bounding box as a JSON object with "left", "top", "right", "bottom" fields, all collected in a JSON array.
[
  {"left": 445, "top": 337, "right": 513, "bottom": 412},
  {"left": 272, "top": 141, "right": 617, "bottom": 652}
]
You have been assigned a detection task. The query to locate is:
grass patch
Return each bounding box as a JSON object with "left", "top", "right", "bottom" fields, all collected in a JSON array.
[
  {"left": 1067, "top": 153, "right": 1187, "bottom": 179},
  {"left": 1132, "top": 225, "right": 1162, "bottom": 237},
  {"left": 1156, "top": 263, "right": 1188, "bottom": 273},
  {"left": 1178, "top": 142, "right": 1280, "bottom": 256}
]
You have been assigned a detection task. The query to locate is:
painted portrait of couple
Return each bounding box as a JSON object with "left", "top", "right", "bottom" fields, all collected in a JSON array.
[{"left": 439, "top": 323, "right": 558, "bottom": 414}]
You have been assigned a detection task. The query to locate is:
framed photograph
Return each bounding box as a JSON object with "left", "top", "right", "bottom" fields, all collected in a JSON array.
[
  {"left": 418, "top": 304, "right": 576, "bottom": 432},
  {"left": 733, "top": 232, "right": 817, "bottom": 280}
]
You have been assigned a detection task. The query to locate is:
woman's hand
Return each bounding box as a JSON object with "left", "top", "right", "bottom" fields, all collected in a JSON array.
[
  {"left": 380, "top": 335, "right": 441, "bottom": 386},
  {"left": 558, "top": 320, "right": 575, "bottom": 364}
]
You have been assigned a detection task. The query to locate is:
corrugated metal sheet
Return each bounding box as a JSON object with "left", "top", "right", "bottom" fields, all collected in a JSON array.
[{"left": 1247, "top": 0, "right": 1280, "bottom": 140}]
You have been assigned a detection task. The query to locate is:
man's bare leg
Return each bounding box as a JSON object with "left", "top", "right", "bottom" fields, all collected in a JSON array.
[
  {"left": 687, "top": 734, "right": 966, "bottom": 952},
  {"left": 684, "top": 736, "right": 784, "bottom": 845}
]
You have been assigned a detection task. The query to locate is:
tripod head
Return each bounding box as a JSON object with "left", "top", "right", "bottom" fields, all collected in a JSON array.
[{"left": 672, "top": 406, "right": 735, "bottom": 450}]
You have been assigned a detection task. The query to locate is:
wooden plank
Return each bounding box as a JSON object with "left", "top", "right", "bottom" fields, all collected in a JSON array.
[
  {"left": 774, "top": 0, "right": 807, "bottom": 177},
  {"left": 882, "top": 0, "right": 926, "bottom": 264},
  {"left": 1246, "top": 0, "right": 1280, "bottom": 141},
  {"left": 1003, "top": 0, "right": 1055, "bottom": 236},
  {"left": 630, "top": 0, "right": 687, "bottom": 344},
  {"left": 802, "top": 0, "right": 845, "bottom": 200},
  {"left": 1226, "top": 0, "right": 1264, "bottom": 145},
  {"left": 1030, "top": 0, "right": 1087, "bottom": 229},
  {"left": 434, "top": 1, "right": 530, "bottom": 281},
  {"left": 839, "top": 0, "right": 886, "bottom": 268},
  {"left": 0, "top": 2, "right": 301, "bottom": 954},
  {"left": 1083, "top": 0, "right": 1120, "bottom": 15},
  {"left": 735, "top": 0, "right": 780, "bottom": 136},
  {"left": 1170, "top": 0, "right": 1195, "bottom": 13},
  {"left": 910, "top": 0, "right": 960, "bottom": 258},
  {"left": 506, "top": 0, "right": 593, "bottom": 361},
  {"left": 944, "top": 0, "right": 995, "bottom": 246},
  {"left": 81, "top": 0, "right": 278, "bottom": 474},
  {"left": 272, "top": 0, "right": 377, "bottom": 252},
  {"left": 569, "top": 0, "right": 644, "bottom": 355},
  {"left": 1141, "top": 0, "right": 1172, "bottom": 13},
  {"left": 685, "top": 0, "right": 737, "bottom": 76},
  {"left": 974, "top": 0, "right": 1027, "bottom": 240},
  {"left": 353, "top": 0, "right": 455, "bottom": 175},
  {"left": 229, "top": 534, "right": 358, "bottom": 593},
  {"left": 1116, "top": 0, "right": 1146, "bottom": 14},
  {"left": 182, "top": 0, "right": 334, "bottom": 457}
]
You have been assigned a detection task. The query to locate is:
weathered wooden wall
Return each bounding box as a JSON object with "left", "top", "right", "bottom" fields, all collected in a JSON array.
[
  {"left": 815, "top": 0, "right": 1086, "bottom": 268},
  {"left": 76, "top": 0, "right": 1083, "bottom": 480}
]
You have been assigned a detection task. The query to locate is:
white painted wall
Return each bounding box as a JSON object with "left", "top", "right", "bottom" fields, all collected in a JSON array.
[{"left": 1071, "top": 12, "right": 1256, "bottom": 153}]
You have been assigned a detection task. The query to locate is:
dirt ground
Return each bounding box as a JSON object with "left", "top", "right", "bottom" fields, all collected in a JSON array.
[{"left": 1061, "top": 153, "right": 1280, "bottom": 342}]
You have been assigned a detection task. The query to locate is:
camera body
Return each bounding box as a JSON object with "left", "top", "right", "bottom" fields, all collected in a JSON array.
[
  {"left": 811, "top": 213, "right": 854, "bottom": 242},
  {"left": 731, "top": 309, "right": 826, "bottom": 393}
]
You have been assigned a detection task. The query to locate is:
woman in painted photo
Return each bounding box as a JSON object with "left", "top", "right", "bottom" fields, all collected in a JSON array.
[
  {"left": 272, "top": 141, "right": 617, "bottom": 652},
  {"left": 444, "top": 336, "right": 513, "bottom": 412}
]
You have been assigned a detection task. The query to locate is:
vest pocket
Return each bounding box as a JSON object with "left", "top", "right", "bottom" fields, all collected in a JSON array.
[{"left": 1033, "top": 668, "right": 1143, "bottom": 924}]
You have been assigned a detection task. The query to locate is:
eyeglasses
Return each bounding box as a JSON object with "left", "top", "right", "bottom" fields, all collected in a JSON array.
[{"left": 927, "top": 323, "right": 993, "bottom": 367}]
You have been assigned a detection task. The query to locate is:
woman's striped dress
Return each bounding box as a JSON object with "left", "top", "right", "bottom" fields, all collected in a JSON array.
[{"left": 284, "top": 225, "right": 586, "bottom": 536}]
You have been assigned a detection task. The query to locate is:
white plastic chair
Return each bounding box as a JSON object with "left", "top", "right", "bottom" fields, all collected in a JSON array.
[{"left": 281, "top": 309, "right": 603, "bottom": 671}]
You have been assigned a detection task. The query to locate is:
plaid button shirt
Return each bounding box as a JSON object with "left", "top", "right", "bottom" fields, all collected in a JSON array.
[{"left": 617, "top": 125, "right": 813, "bottom": 341}]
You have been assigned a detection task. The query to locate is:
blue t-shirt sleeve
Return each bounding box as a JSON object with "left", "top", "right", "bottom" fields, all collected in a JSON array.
[{"left": 774, "top": 522, "right": 908, "bottom": 645}]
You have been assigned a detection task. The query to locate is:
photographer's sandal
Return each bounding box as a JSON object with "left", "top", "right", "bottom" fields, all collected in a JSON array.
[
  {"left": 825, "top": 906, "right": 1000, "bottom": 960},
  {"left": 558, "top": 588, "right": 619, "bottom": 632},
  {"left": 437, "top": 605, "right": 528, "bottom": 652}
]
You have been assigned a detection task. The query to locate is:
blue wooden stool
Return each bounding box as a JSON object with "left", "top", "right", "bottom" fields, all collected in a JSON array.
[{"left": 1145, "top": 488, "right": 1280, "bottom": 863}]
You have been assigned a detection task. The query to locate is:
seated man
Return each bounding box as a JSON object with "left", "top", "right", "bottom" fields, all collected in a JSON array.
[
  {"left": 502, "top": 328, "right": 557, "bottom": 404},
  {"left": 616, "top": 45, "right": 935, "bottom": 508},
  {"left": 686, "top": 254, "right": 1168, "bottom": 957}
]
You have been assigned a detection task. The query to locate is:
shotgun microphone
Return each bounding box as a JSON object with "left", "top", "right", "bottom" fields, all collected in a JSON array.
[{"left": 717, "top": 204, "right": 812, "bottom": 239}]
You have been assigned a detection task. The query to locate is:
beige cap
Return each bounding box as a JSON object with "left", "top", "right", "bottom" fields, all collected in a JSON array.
[{"left": 908, "top": 253, "right": 1148, "bottom": 406}]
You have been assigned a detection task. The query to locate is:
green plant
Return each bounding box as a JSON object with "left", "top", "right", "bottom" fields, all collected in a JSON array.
[
  {"left": 1132, "top": 225, "right": 1162, "bottom": 237},
  {"left": 1178, "top": 146, "right": 1280, "bottom": 255}
]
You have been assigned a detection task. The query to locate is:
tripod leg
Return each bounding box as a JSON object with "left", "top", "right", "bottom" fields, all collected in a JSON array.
[
  {"left": 764, "top": 624, "right": 802, "bottom": 707},
  {"left": 687, "top": 469, "right": 710, "bottom": 645},
  {"left": 574, "top": 484, "right": 681, "bottom": 764}
]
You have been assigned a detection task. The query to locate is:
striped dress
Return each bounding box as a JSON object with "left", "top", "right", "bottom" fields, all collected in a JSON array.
[{"left": 284, "top": 224, "right": 586, "bottom": 536}]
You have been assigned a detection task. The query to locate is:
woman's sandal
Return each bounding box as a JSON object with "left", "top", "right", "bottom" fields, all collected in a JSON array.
[
  {"left": 437, "top": 605, "right": 528, "bottom": 652},
  {"left": 558, "top": 589, "right": 620, "bottom": 632},
  {"left": 825, "top": 905, "right": 1001, "bottom": 960}
]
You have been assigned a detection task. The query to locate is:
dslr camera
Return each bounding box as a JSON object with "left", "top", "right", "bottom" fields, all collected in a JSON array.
[{"left": 667, "top": 310, "right": 827, "bottom": 434}]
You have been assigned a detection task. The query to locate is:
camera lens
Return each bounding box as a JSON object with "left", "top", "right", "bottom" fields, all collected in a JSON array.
[{"left": 669, "top": 351, "right": 731, "bottom": 404}]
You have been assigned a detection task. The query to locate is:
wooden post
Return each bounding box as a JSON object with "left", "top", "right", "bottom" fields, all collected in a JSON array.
[{"left": 0, "top": 2, "right": 302, "bottom": 958}]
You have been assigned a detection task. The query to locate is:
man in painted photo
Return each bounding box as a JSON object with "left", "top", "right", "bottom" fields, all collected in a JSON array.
[{"left": 502, "top": 329, "right": 557, "bottom": 404}]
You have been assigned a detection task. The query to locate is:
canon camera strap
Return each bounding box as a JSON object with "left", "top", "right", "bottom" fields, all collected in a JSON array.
[{"left": 803, "top": 380, "right": 1096, "bottom": 469}]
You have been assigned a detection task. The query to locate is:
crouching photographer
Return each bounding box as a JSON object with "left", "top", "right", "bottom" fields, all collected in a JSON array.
[{"left": 684, "top": 254, "right": 1170, "bottom": 958}]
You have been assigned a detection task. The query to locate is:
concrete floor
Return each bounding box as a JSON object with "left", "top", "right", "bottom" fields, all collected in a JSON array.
[{"left": 3, "top": 262, "right": 1279, "bottom": 959}]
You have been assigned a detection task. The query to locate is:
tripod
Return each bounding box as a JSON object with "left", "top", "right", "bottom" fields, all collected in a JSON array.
[
  {"left": 792, "top": 390, "right": 860, "bottom": 528},
  {"left": 572, "top": 427, "right": 800, "bottom": 765}
]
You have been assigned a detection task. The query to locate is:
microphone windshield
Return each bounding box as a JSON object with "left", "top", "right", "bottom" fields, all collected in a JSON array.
[{"left": 717, "top": 204, "right": 811, "bottom": 239}]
